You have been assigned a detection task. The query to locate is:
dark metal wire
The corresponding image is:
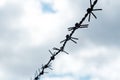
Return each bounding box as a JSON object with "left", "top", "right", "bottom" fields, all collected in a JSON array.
[{"left": 32, "top": 0, "right": 102, "bottom": 80}]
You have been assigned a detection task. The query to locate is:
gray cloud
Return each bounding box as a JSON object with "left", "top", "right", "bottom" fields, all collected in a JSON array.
[
  {"left": 0, "top": 3, "right": 23, "bottom": 44},
  {"left": 83, "top": 9, "right": 120, "bottom": 46},
  {"left": 0, "top": 3, "right": 23, "bottom": 60},
  {"left": 67, "top": 0, "right": 120, "bottom": 46}
]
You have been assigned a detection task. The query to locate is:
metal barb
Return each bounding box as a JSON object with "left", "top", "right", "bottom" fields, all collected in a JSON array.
[
  {"left": 87, "top": 0, "right": 102, "bottom": 22},
  {"left": 34, "top": 70, "right": 39, "bottom": 80},
  {"left": 49, "top": 50, "right": 56, "bottom": 60},
  {"left": 60, "top": 35, "right": 78, "bottom": 44},
  {"left": 68, "top": 23, "right": 89, "bottom": 31},
  {"left": 42, "top": 63, "right": 53, "bottom": 70},
  {"left": 53, "top": 47, "right": 69, "bottom": 54},
  {"left": 34, "top": 76, "right": 39, "bottom": 80}
]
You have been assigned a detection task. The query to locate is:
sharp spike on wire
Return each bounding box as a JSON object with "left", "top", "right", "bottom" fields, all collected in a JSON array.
[
  {"left": 68, "top": 27, "right": 73, "bottom": 31},
  {"left": 71, "top": 37, "right": 79, "bottom": 40},
  {"left": 80, "top": 24, "right": 89, "bottom": 28},
  {"left": 49, "top": 50, "right": 55, "bottom": 60},
  {"left": 71, "top": 39, "right": 77, "bottom": 44},
  {"left": 68, "top": 27, "right": 77, "bottom": 31},
  {"left": 94, "top": 0, "right": 98, "bottom": 5},
  {"left": 49, "top": 50, "right": 53, "bottom": 55},
  {"left": 63, "top": 51, "right": 69, "bottom": 54},
  {"left": 53, "top": 47, "right": 69, "bottom": 54},
  {"left": 60, "top": 40, "right": 66, "bottom": 43},
  {"left": 90, "top": 0, "right": 92, "bottom": 7},
  {"left": 88, "top": 13, "right": 91, "bottom": 22},
  {"left": 93, "top": 9, "right": 102, "bottom": 11},
  {"left": 53, "top": 47, "right": 59, "bottom": 51},
  {"left": 91, "top": 12, "right": 97, "bottom": 19},
  {"left": 81, "top": 24, "right": 88, "bottom": 27}
]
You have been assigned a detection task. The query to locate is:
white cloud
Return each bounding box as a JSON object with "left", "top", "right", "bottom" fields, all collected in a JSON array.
[
  {"left": 16, "top": 0, "right": 80, "bottom": 46},
  {"left": 0, "top": 0, "right": 82, "bottom": 80},
  {"left": 0, "top": 0, "right": 7, "bottom": 7},
  {"left": 50, "top": 42, "right": 120, "bottom": 80},
  {"left": 43, "top": 76, "right": 74, "bottom": 80},
  {"left": 0, "top": 0, "right": 77, "bottom": 47}
]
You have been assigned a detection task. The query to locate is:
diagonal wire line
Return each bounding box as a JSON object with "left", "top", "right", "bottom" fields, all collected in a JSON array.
[{"left": 32, "top": 0, "right": 102, "bottom": 80}]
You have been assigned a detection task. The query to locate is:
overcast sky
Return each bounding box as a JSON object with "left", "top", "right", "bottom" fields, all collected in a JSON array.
[{"left": 0, "top": 0, "right": 120, "bottom": 80}]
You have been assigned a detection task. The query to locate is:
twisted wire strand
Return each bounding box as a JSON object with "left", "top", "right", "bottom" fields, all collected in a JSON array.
[{"left": 32, "top": 0, "right": 102, "bottom": 80}]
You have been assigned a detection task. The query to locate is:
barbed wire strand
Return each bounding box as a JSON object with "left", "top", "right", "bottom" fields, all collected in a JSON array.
[{"left": 32, "top": 0, "right": 102, "bottom": 80}]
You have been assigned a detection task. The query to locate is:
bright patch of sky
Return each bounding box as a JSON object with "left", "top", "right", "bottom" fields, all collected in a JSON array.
[
  {"left": 80, "top": 75, "right": 91, "bottom": 80},
  {"left": 41, "top": 2, "right": 56, "bottom": 13}
]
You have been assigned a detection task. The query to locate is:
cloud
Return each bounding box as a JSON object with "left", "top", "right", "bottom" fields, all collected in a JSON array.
[
  {"left": 0, "top": 0, "right": 81, "bottom": 80},
  {"left": 43, "top": 76, "right": 74, "bottom": 80},
  {"left": 0, "top": 0, "right": 120, "bottom": 80},
  {"left": 45, "top": 41, "right": 120, "bottom": 80},
  {"left": 79, "top": 0, "right": 120, "bottom": 46},
  {"left": 48, "top": 42, "right": 120, "bottom": 80},
  {"left": 0, "top": 0, "right": 7, "bottom": 7}
]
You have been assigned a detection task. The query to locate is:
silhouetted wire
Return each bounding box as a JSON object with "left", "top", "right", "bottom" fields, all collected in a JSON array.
[{"left": 32, "top": 0, "right": 102, "bottom": 80}]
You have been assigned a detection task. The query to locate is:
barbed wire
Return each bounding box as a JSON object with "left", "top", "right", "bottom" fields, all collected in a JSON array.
[{"left": 32, "top": 0, "right": 102, "bottom": 80}]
